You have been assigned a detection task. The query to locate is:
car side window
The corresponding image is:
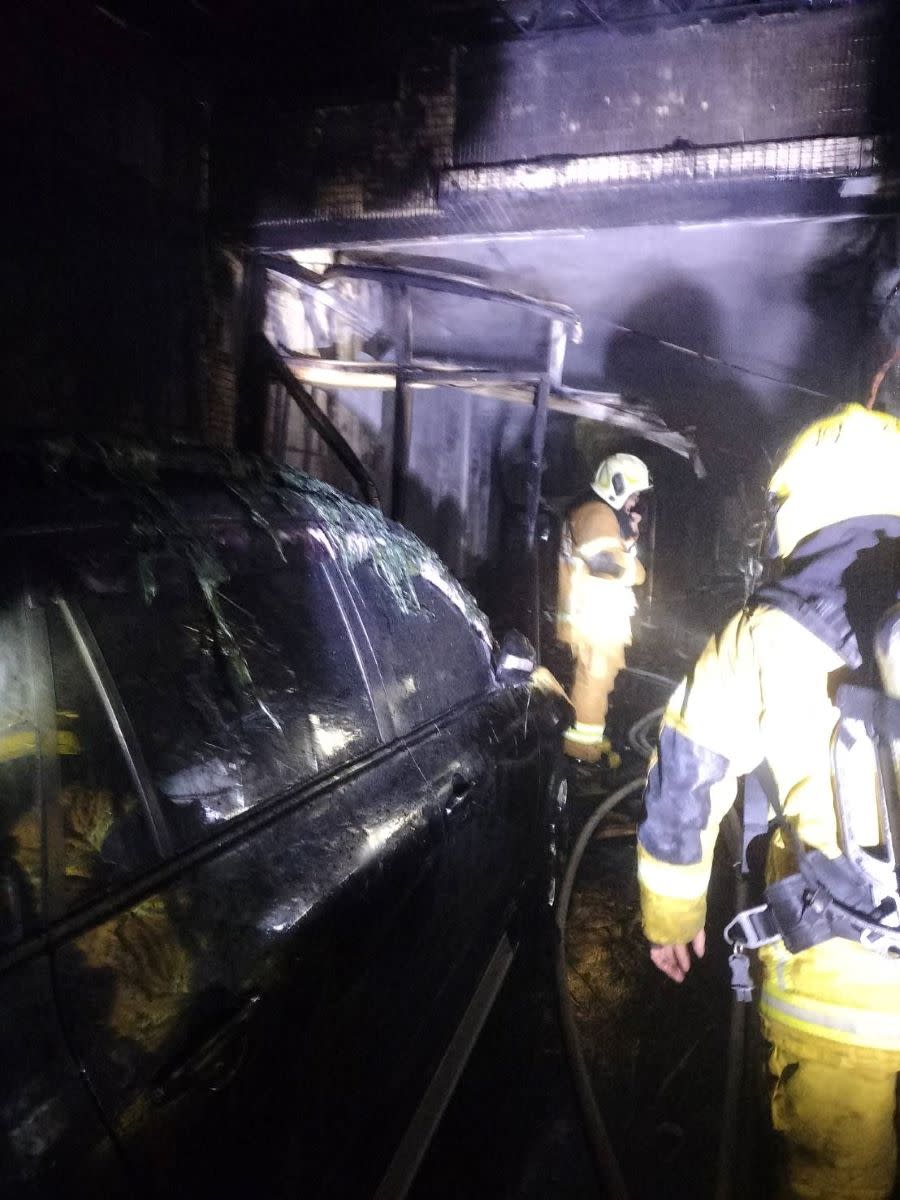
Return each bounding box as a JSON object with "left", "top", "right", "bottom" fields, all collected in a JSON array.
[
  {"left": 223, "top": 568, "right": 379, "bottom": 775},
  {"left": 349, "top": 562, "right": 493, "bottom": 736},
  {"left": 76, "top": 545, "right": 379, "bottom": 849},
  {"left": 45, "top": 604, "right": 159, "bottom": 910},
  {"left": 0, "top": 600, "right": 43, "bottom": 942}
]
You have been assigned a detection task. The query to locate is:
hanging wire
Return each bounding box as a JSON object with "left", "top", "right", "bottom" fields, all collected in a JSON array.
[{"left": 594, "top": 315, "right": 840, "bottom": 402}]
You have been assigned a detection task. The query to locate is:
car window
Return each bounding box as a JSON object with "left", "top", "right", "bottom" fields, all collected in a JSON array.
[
  {"left": 0, "top": 601, "right": 43, "bottom": 942},
  {"left": 76, "top": 545, "right": 379, "bottom": 849},
  {"left": 349, "top": 562, "right": 493, "bottom": 736},
  {"left": 223, "top": 569, "right": 379, "bottom": 773},
  {"left": 45, "top": 604, "right": 159, "bottom": 910}
]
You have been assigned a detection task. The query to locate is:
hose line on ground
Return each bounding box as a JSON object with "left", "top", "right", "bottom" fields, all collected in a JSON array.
[
  {"left": 553, "top": 686, "right": 670, "bottom": 1200},
  {"left": 554, "top": 775, "right": 645, "bottom": 1200},
  {"left": 557, "top": 693, "right": 752, "bottom": 1200}
]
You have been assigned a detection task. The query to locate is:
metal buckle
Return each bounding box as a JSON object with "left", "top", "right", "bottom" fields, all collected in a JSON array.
[
  {"left": 727, "top": 943, "right": 754, "bottom": 1003},
  {"left": 724, "top": 905, "right": 780, "bottom": 951}
]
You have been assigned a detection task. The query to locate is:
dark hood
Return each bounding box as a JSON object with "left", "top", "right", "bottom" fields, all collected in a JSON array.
[{"left": 753, "top": 515, "right": 900, "bottom": 669}]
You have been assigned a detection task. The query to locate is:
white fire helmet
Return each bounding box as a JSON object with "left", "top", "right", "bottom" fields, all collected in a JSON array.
[{"left": 591, "top": 453, "right": 652, "bottom": 511}]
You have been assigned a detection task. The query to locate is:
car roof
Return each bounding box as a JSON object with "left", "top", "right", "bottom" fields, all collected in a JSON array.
[
  {"left": 1, "top": 439, "right": 311, "bottom": 534},
  {"left": 0, "top": 436, "right": 492, "bottom": 641}
]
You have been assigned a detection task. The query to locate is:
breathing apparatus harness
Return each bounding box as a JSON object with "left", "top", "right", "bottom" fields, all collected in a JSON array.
[
  {"left": 724, "top": 597, "right": 900, "bottom": 1002},
  {"left": 720, "top": 406, "right": 900, "bottom": 999}
]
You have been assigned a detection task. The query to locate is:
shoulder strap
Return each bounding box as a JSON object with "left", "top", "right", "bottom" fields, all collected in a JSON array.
[
  {"left": 746, "top": 759, "right": 823, "bottom": 893},
  {"left": 740, "top": 772, "right": 771, "bottom": 875}
]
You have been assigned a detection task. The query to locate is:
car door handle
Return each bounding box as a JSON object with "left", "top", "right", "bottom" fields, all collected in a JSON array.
[
  {"left": 152, "top": 993, "right": 260, "bottom": 1105},
  {"left": 445, "top": 772, "right": 476, "bottom": 816}
]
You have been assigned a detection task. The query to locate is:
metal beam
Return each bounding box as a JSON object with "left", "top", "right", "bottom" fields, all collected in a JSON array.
[
  {"left": 251, "top": 174, "right": 894, "bottom": 251},
  {"left": 280, "top": 354, "right": 701, "bottom": 466},
  {"left": 258, "top": 335, "right": 382, "bottom": 509},
  {"left": 390, "top": 283, "right": 414, "bottom": 522},
  {"left": 442, "top": 135, "right": 880, "bottom": 203},
  {"left": 324, "top": 262, "right": 582, "bottom": 340}
]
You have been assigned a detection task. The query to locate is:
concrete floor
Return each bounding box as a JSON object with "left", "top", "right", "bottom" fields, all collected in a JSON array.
[
  {"left": 413, "top": 671, "right": 770, "bottom": 1200},
  {"left": 410, "top": 913, "right": 596, "bottom": 1199}
]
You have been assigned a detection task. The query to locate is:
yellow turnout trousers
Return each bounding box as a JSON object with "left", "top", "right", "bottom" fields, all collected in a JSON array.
[
  {"left": 758, "top": 935, "right": 900, "bottom": 1200},
  {"left": 764, "top": 1018, "right": 900, "bottom": 1200},
  {"left": 563, "top": 633, "right": 626, "bottom": 761}
]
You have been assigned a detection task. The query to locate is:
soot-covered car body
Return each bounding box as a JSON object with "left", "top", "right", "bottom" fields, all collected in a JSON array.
[{"left": 0, "top": 442, "right": 569, "bottom": 1199}]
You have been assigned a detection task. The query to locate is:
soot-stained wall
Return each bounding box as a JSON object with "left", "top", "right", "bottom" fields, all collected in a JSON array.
[
  {"left": 388, "top": 219, "right": 888, "bottom": 473},
  {"left": 322, "top": 213, "right": 894, "bottom": 641}
]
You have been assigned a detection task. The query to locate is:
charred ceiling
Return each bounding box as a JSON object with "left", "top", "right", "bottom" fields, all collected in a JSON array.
[
  {"left": 25, "top": 2, "right": 888, "bottom": 94},
  {"left": 213, "top": 2, "right": 899, "bottom": 245},
  {"left": 4, "top": 0, "right": 899, "bottom": 450},
  {"left": 8, "top": 2, "right": 898, "bottom": 243}
]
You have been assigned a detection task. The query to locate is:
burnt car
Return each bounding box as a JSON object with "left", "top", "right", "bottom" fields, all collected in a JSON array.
[{"left": 0, "top": 441, "right": 570, "bottom": 1199}]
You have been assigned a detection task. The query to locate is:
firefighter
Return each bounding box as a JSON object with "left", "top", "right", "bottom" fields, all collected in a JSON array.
[
  {"left": 636, "top": 403, "right": 900, "bottom": 1199},
  {"left": 557, "top": 453, "right": 650, "bottom": 762}
]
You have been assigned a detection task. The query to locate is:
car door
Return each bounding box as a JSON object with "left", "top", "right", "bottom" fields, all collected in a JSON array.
[
  {"left": 341, "top": 559, "right": 551, "bottom": 1013},
  {"left": 0, "top": 584, "right": 131, "bottom": 1198},
  {"left": 44, "top": 516, "right": 500, "bottom": 1199}
]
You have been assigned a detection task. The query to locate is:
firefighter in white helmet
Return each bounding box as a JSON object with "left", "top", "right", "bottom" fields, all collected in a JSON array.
[
  {"left": 557, "top": 452, "right": 651, "bottom": 762},
  {"left": 636, "top": 404, "right": 900, "bottom": 1199}
]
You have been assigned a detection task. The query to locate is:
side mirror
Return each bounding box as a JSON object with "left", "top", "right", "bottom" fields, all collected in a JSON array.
[
  {"left": 495, "top": 631, "right": 537, "bottom": 686},
  {"left": 0, "top": 866, "right": 24, "bottom": 948}
]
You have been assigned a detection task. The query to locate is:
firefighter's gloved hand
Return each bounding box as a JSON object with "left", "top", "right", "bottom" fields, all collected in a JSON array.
[{"left": 649, "top": 929, "right": 705, "bottom": 983}]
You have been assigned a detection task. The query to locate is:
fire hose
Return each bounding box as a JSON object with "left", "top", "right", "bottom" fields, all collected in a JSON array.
[
  {"left": 554, "top": 774, "right": 643, "bottom": 1200},
  {"left": 554, "top": 695, "right": 751, "bottom": 1199}
]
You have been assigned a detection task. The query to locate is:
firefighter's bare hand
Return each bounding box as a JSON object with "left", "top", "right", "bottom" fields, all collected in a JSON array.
[{"left": 650, "top": 929, "right": 706, "bottom": 983}]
